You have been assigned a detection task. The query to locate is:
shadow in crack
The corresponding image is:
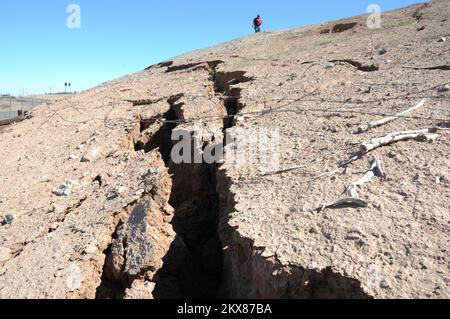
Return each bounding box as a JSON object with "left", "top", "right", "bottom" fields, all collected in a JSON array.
[
  {"left": 150, "top": 66, "right": 256, "bottom": 299},
  {"left": 152, "top": 161, "right": 224, "bottom": 299}
]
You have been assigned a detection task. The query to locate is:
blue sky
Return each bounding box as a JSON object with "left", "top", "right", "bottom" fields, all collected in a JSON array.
[{"left": 0, "top": 0, "right": 422, "bottom": 95}]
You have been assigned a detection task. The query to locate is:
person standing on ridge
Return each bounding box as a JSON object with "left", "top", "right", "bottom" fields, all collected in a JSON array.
[{"left": 253, "top": 15, "right": 263, "bottom": 33}]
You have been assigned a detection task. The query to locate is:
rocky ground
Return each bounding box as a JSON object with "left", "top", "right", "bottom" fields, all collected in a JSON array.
[{"left": 0, "top": 0, "right": 449, "bottom": 299}]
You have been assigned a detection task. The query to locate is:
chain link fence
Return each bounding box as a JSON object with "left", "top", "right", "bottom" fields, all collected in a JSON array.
[{"left": 0, "top": 96, "right": 50, "bottom": 121}]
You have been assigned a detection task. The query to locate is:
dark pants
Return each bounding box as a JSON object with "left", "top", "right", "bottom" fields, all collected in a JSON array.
[{"left": 254, "top": 26, "right": 261, "bottom": 33}]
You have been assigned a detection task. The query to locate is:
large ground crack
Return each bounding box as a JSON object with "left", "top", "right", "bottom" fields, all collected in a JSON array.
[
  {"left": 134, "top": 94, "right": 183, "bottom": 164},
  {"left": 150, "top": 67, "right": 254, "bottom": 299},
  {"left": 214, "top": 70, "right": 255, "bottom": 132},
  {"left": 96, "top": 61, "right": 372, "bottom": 299}
]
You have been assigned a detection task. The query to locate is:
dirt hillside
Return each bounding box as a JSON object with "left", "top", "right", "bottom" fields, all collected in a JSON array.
[{"left": 0, "top": 0, "right": 449, "bottom": 299}]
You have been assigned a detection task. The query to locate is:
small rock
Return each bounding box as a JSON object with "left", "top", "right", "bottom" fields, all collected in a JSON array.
[
  {"left": 373, "top": 202, "right": 383, "bottom": 211},
  {"left": 398, "top": 190, "right": 409, "bottom": 198},
  {"left": 84, "top": 245, "right": 98, "bottom": 254},
  {"left": 1, "top": 214, "right": 15, "bottom": 226},
  {"left": 323, "top": 125, "right": 339, "bottom": 133},
  {"left": 0, "top": 247, "right": 11, "bottom": 262},
  {"left": 378, "top": 48, "right": 388, "bottom": 55},
  {"left": 438, "top": 37, "right": 446, "bottom": 43},
  {"left": 363, "top": 86, "right": 374, "bottom": 94},
  {"left": 48, "top": 222, "right": 59, "bottom": 231},
  {"left": 124, "top": 281, "right": 155, "bottom": 299},
  {"left": 272, "top": 270, "right": 281, "bottom": 277},
  {"left": 380, "top": 279, "right": 391, "bottom": 289},
  {"left": 41, "top": 176, "right": 51, "bottom": 183},
  {"left": 388, "top": 150, "right": 397, "bottom": 158},
  {"left": 135, "top": 189, "right": 145, "bottom": 197},
  {"left": 81, "top": 146, "right": 102, "bottom": 163},
  {"left": 114, "top": 186, "right": 126, "bottom": 194},
  {"left": 438, "top": 84, "right": 450, "bottom": 93},
  {"left": 52, "top": 181, "right": 74, "bottom": 196},
  {"left": 69, "top": 154, "right": 78, "bottom": 161},
  {"left": 108, "top": 186, "right": 127, "bottom": 200},
  {"left": 65, "top": 263, "right": 85, "bottom": 291}
]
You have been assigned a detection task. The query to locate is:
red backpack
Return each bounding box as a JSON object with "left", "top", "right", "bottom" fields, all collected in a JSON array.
[{"left": 254, "top": 17, "right": 262, "bottom": 27}]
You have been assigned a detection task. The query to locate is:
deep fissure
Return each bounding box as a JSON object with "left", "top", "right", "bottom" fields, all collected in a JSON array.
[
  {"left": 134, "top": 94, "right": 183, "bottom": 165},
  {"left": 214, "top": 70, "right": 254, "bottom": 131},
  {"left": 96, "top": 95, "right": 185, "bottom": 299},
  {"left": 97, "top": 65, "right": 254, "bottom": 299},
  {"left": 152, "top": 68, "right": 253, "bottom": 299}
]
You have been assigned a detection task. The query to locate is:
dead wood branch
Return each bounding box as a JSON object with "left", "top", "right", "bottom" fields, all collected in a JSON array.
[
  {"left": 340, "top": 127, "right": 445, "bottom": 167},
  {"left": 347, "top": 156, "right": 384, "bottom": 190},
  {"left": 319, "top": 197, "right": 369, "bottom": 211},
  {"left": 313, "top": 168, "right": 345, "bottom": 180},
  {"left": 357, "top": 99, "right": 427, "bottom": 134},
  {"left": 261, "top": 165, "right": 305, "bottom": 176},
  {"left": 361, "top": 129, "right": 440, "bottom": 153},
  {"left": 318, "top": 156, "right": 383, "bottom": 212}
]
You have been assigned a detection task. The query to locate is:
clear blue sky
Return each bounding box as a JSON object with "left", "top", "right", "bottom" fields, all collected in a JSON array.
[{"left": 0, "top": 0, "right": 422, "bottom": 95}]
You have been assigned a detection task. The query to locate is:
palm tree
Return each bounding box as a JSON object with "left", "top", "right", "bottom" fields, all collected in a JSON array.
[
  {"left": 64, "top": 82, "right": 67, "bottom": 93},
  {"left": 68, "top": 83, "right": 71, "bottom": 93}
]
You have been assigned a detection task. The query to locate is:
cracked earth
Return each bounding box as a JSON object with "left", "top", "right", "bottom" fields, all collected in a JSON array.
[{"left": 0, "top": 0, "right": 449, "bottom": 299}]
